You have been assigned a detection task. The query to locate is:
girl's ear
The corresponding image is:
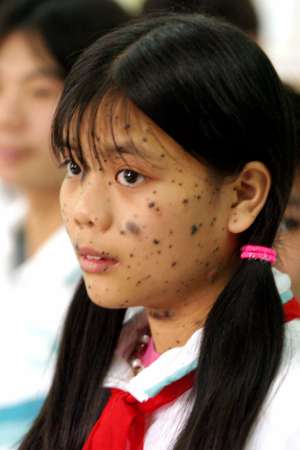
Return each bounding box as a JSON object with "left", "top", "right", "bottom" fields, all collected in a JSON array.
[{"left": 228, "top": 162, "right": 271, "bottom": 234}]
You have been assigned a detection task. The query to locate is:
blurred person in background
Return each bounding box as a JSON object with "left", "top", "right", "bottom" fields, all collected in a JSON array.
[
  {"left": 0, "top": 0, "right": 130, "bottom": 448},
  {"left": 142, "top": 0, "right": 259, "bottom": 38},
  {"left": 278, "top": 87, "right": 300, "bottom": 299}
]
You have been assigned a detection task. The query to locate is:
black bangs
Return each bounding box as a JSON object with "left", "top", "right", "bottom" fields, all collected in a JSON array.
[{"left": 51, "top": 86, "right": 150, "bottom": 171}]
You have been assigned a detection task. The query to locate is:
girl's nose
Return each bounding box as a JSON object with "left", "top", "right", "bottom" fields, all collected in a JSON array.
[
  {"left": 72, "top": 182, "right": 113, "bottom": 232},
  {"left": 0, "top": 91, "right": 25, "bottom": 131},
  {"left": 74, "top": 211, "right": 94, "bottom": 228}
]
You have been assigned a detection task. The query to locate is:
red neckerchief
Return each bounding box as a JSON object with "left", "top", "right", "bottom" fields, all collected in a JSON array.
[{"left": 83, "top": 297, "right": 300, "bottom": 450}]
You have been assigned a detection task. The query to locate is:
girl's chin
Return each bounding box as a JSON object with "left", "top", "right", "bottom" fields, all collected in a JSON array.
[{"left": 87, "top": 294, "right": 134, "bottom": 310}]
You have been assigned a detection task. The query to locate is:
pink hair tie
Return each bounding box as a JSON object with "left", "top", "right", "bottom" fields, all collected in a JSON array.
[{"left": 240, "top": 245, "right": 277, "bottom": 264}]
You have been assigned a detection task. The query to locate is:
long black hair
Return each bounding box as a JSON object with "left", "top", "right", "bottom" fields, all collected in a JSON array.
[
  {"left": 20, "top": 13, "right": 296, "bottom": 450},
  {"left": 0, "top": 0, "right": 130, "bottom": 76}
]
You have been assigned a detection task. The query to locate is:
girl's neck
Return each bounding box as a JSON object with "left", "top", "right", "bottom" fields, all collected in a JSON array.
[
  {"left": 146, "top": 267, "right": 236, "bottom": 353},
  {"left": 24, "top": 188, "right": 62, "bottom": 259}
]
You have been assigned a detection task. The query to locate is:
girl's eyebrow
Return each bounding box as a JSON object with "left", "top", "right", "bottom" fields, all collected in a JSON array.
[
  {"left": 288, "top": 196, "right": 300, "bottom": 208},
  {"left": 101, "top": 139, "right": 163, "bottom": 163},
  {"left": 23, "top": 67, "right": 64, "bottom": 82}
]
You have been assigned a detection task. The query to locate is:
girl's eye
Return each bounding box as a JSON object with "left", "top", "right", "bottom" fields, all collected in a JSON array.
[
  {"left": 116, "top": 169, "right": 145, "bottom": 187},
  {"left": 66, "top": 160, "right": 82, "bottom": 177},
  {"left": 280, "top": 217, "right": 300, "bottom": 233}
]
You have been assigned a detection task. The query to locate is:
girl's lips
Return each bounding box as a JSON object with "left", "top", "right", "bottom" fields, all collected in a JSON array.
[
  {"left": 78, "top": 247, "right": 119, "bottom": 274},
  {"left": 79, "top": 255, "right": 119, "bottom": 274}
]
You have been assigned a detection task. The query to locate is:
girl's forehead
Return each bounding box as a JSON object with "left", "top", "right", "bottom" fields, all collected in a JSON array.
[{"left": 73, "top": 93, "right": 199, "bottom": 169}]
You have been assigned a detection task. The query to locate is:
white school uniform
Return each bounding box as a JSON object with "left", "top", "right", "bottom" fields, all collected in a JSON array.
[
  {"left": 0, "top": 197, "right": 81, "bottom": 449},
  {"left": 103, "top": 269, "right": 300, "bottom": 450}
]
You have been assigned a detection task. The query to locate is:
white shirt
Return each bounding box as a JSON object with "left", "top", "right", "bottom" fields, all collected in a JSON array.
[
  {"left": 103, "top": 270, "right": 300, "bottom": 450},
  {"left": 0, "top": 197, "right": 81, "bottom": 449}
]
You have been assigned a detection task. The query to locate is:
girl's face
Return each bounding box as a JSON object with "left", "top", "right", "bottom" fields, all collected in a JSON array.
[
  {"left": 279, "top": 170, "right": 300, "bottom": 298},
  {"left": 60, "top": 96, "right": 238, "bottom": 312},
  {"left": 0, "top": 31, "right": 64, "bottom": 190}
]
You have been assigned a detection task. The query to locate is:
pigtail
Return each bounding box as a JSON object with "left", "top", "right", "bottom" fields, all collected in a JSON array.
[
  {"left": 174, "top": 260, "right": 284, "bottom": 450},
  {"left": 19, "top": 280, "right": 125, "bottom": 450}
]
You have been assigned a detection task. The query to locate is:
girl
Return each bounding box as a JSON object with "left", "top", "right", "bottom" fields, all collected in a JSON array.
[
  {"left": 0, "top": 1, "right": 129, "bottom": 448},
  {"left": 279, "top": 87, "right": 300, "bottom": 298},
  {"left": 21, "top": 13, "right": 300, "bottom": 450}
]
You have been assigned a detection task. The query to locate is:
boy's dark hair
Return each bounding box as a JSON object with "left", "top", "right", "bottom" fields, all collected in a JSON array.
[
  {"left": 142, "top": 0, "right": 259, "bottom": 35},
  {"left": 0, "top": 0, "right": 130, "bottom": 75}
]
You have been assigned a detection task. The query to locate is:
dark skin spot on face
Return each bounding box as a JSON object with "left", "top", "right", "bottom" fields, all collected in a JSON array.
[
  {"left": 171, "top": 179, "right": 175, "bottom": 183},
  {"left": 210, "top": 217, "right": 217, "bottom": 226},
  {"left": 182, "top": 198, "right": 189, "bottom": 205},
  {"left": 108, "top": 181, "right": 112, "bottom": 186},
  {"left": 148, "top": 201, "right": 155, "bottom": 208},
  {"left": 148, "top": 309, "right": 175, "bottom": 320},
  {"left": 171, "top": 261, "right": 177, "bottom": 267},
  {"left": 176, "top": 340, "right": 181, "bottom": 345},
  {"left": 129, "top": 253, "right": 134, "bottom": 258},
  {"left": 136, "top": 275, "right": 152, "bottom": 287},
  {"left": 231, "top": 202, "right": 238, "bottom": 208},
  {"left": 155, "top": 207, "right": 160, "bottom": 212},
  {"left": 153, "top": 239, "right": 160, "bottom": 245},
  {"left": 191, "top": 224, "right": 199, "bottom": 235},
  {"left": 120, "top": 230, "right": 126, "bottom": 235},
  {"left": 169, "top": 244, "right": 173, "bottom": 249},
  {"left": 143, "top": 137, "right": 148, "bottom": 142},
  {"left": 126, "top": 222, "right": 141, "bottom": 235},
  {"left": 152, "top": 190, "right": 157, "bottom": 195},
  {"left": 169, "top": 230, "right": 174, "bottom": 236},
  {"left": 126, "top": 277, "right": 131, "bottom": 281},
  {"left": 178, "top": 182, "right": 183, "bottom": 187},
  {"left": 160, "top": 154, "right": 165, "bottom": 158},
  {"left": 124, "top": 124, "right": 131, "bottom": 130}
]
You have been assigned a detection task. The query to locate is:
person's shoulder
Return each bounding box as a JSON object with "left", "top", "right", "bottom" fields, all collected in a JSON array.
[
  {"left": 266, "top": 320, "right": 300, "bottom": 428},
  {"left": 284, "top": 319, "right": 300, "bottom": 364},
  {"left": 277, "top": 319, "right": 300, "bottom": 396},
  {"left": 248, "top": 320, "right": 300, "bottom": 450}
]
